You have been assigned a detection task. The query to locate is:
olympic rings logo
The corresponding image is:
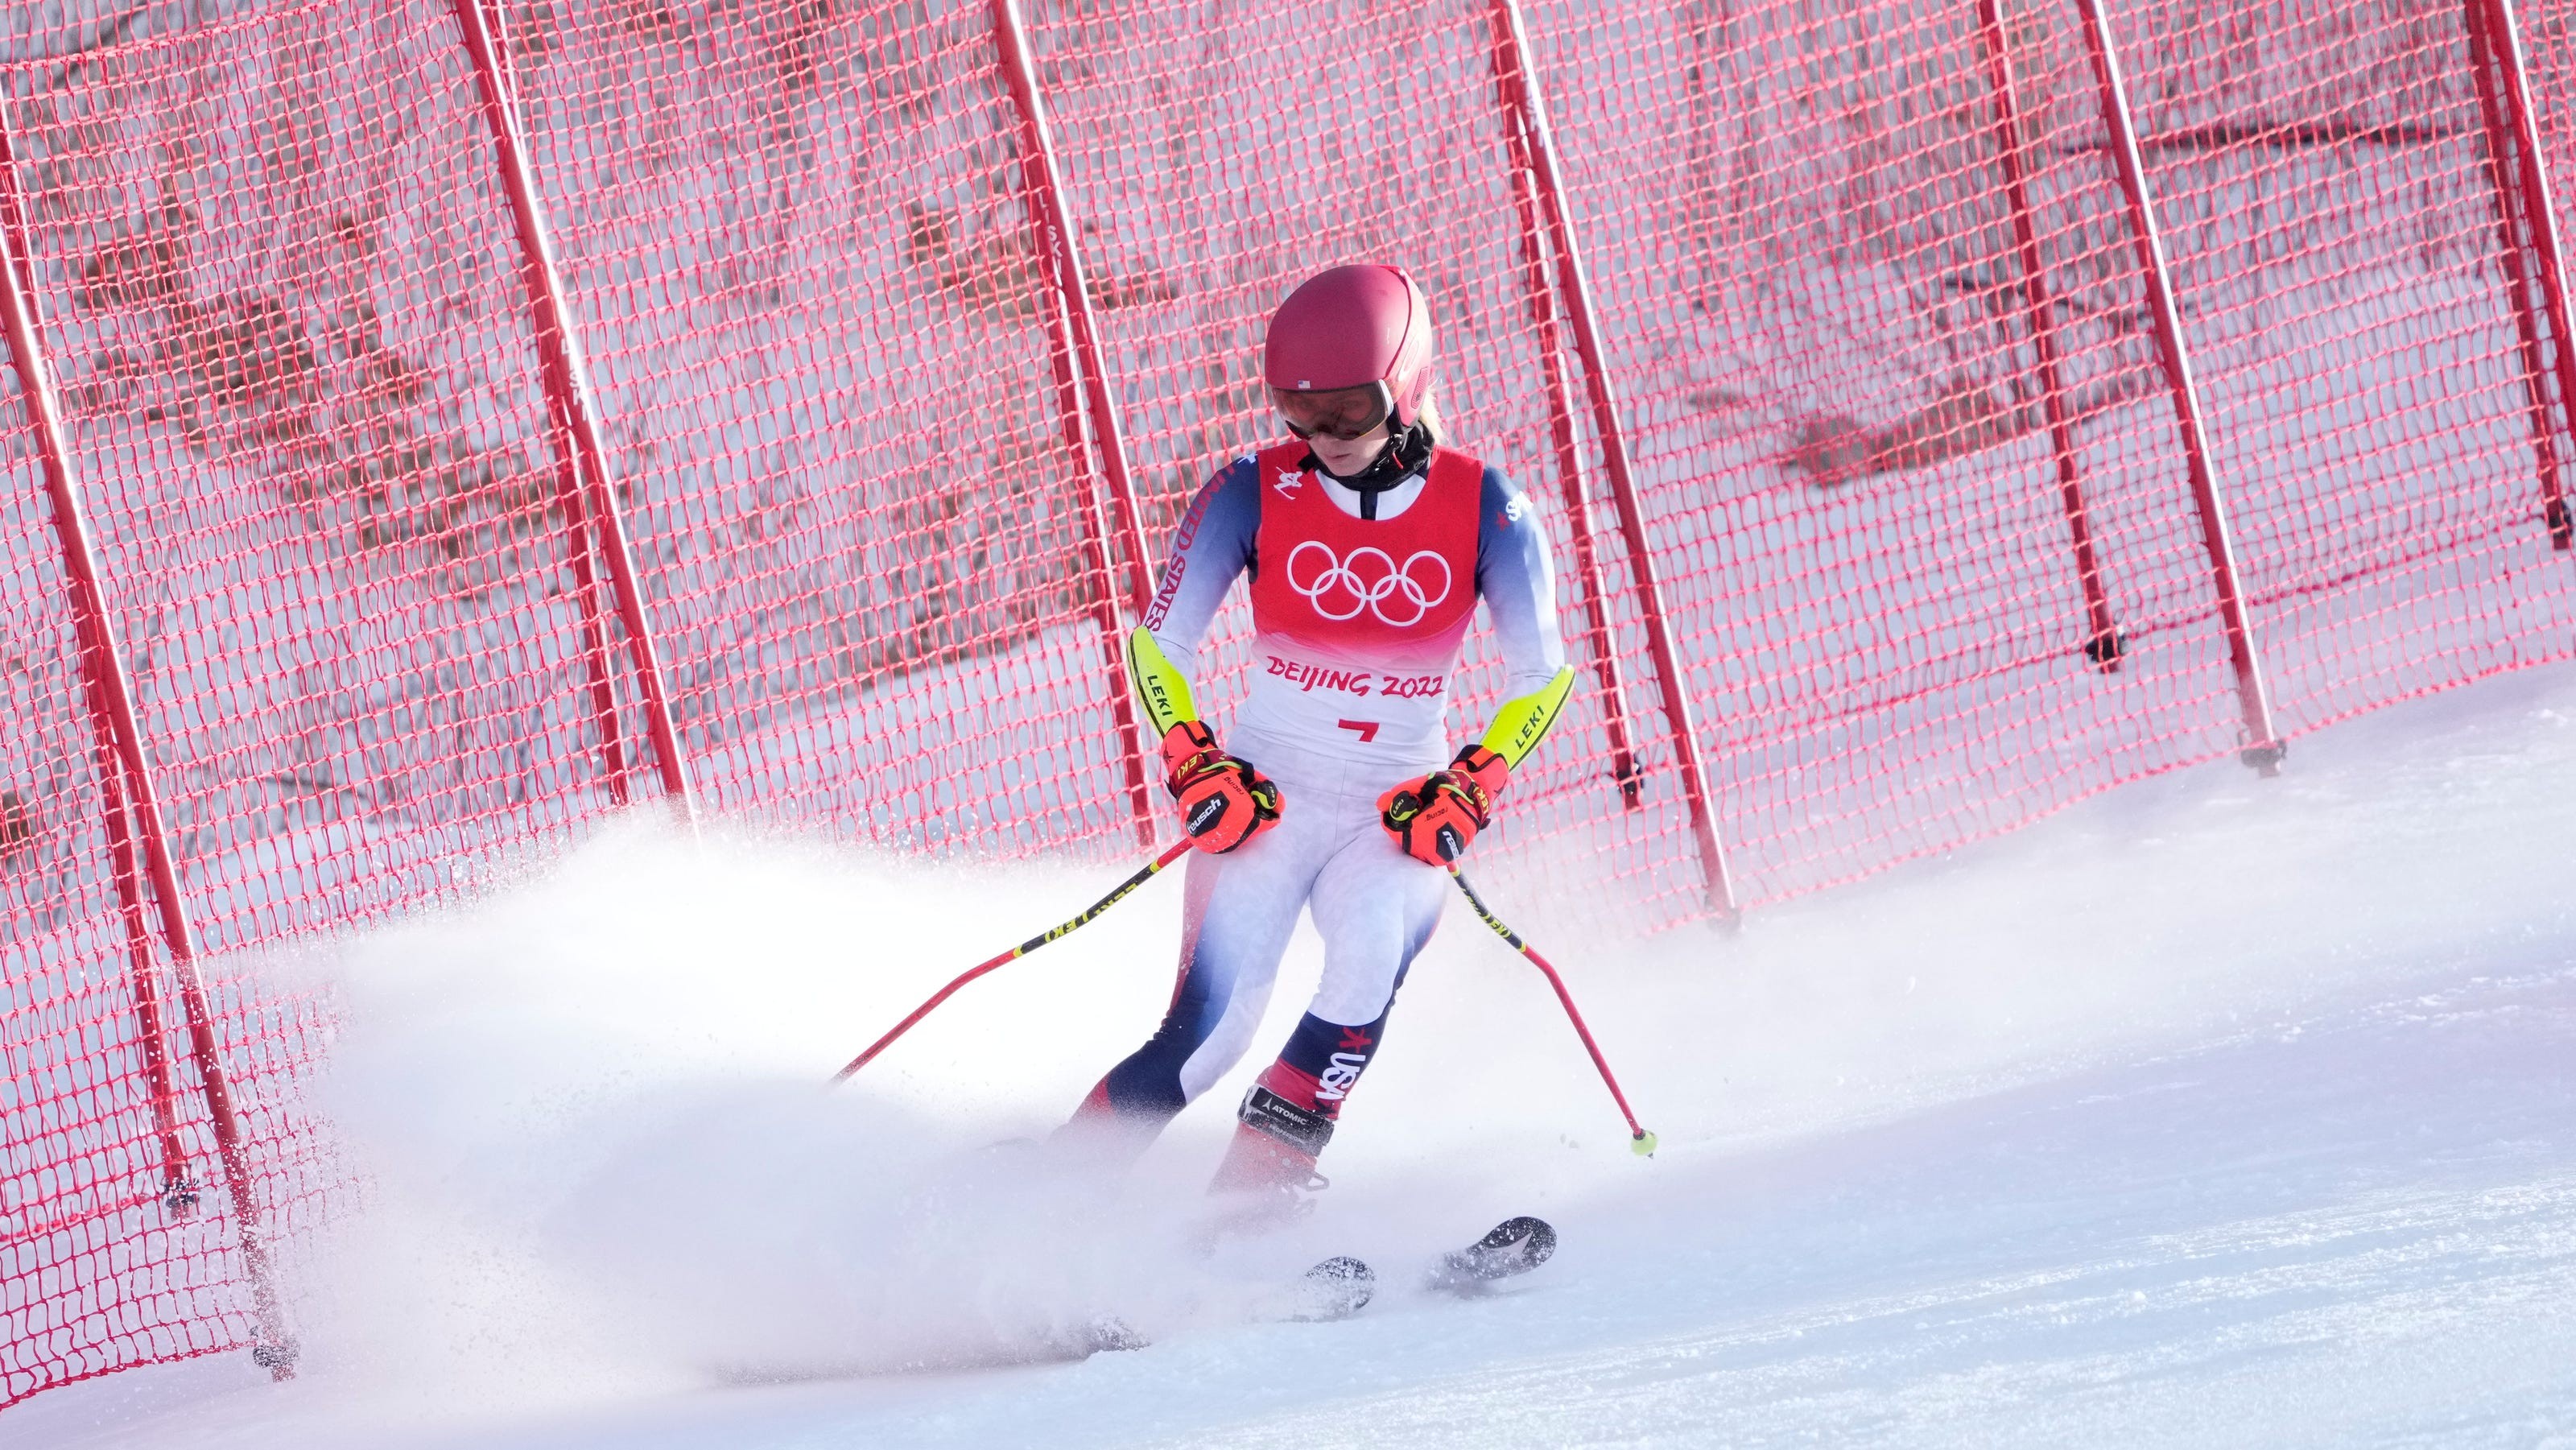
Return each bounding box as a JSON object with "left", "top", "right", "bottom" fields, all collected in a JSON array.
[{"left": 1284, "top": 541, "right": 1453, "bottom": 626}]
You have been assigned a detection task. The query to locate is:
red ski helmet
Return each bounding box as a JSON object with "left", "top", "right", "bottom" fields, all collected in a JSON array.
[{"left": 1263, "top": 264, "right": 1435, "bottom": 430}]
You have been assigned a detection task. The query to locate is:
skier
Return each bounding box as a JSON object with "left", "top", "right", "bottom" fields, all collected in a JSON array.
[{"left": 1062, "top": 263, "right": 1575, "bottom": 1221}]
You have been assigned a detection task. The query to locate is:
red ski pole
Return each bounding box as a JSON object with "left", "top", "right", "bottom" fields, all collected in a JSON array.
[
  {"left": 1449, "top": 868, "right": 1658, "bottom": 1156},
  {"left": 831, "top": 838, "right": 1194, "bottom": 1085}
]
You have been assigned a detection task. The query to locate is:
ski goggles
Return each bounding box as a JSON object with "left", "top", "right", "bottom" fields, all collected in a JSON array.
[{"left": 1274, "top": 383, "right": 1393, "bottom": 442}]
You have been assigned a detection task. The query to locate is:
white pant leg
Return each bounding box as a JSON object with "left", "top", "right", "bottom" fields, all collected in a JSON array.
[
  {"left": 1303, "top": 811, "right": 1450, "bottom": 1027},
  {"left": 1171, "top": 791, "right": 1335, "bottom": 1102}
]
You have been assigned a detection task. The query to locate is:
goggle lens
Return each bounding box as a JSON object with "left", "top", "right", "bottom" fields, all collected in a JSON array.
[{"left": 1274, "top": 385, "right": 1391, "bottom": 442}]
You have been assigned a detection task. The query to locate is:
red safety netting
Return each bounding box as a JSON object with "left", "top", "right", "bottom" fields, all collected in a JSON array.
[
  {"left": 2116, "top": 0, "right": 2576, "bottom": 733},
  {"left": 2, "top": 0, "right": 634, "bottom": 1406},
  {"left": 2, "top": 0, "right": 637, "bottom": 948},
  {"left": 1525, "top": 0, "right": 2247, "bottom": 902},
  {"left": 498, "top": 0, "right": 1151, "bottom": 849},
  {"left": 1022, "top": 0, "right": 1712, "bottom": 923},
  {"left": 0, "top": 370, "right": 237, "bottom": 1402},
  {"left": 6, "top": 0, "right": 2576, "bottom": 1415},
  {"left": 2517, "top": 0, "right": 2576, "bottom": 494},
  {"left": 1523, "top": 0, "right": 2576, "bottom": 901}
]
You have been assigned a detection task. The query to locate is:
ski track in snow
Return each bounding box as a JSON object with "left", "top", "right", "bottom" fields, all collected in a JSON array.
[{"left": 10, "top": 670, "right": 2576, "bottom": 1448}]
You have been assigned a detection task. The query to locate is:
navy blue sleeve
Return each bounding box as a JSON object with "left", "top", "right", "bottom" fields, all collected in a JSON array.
[
  {"left": 1140, "top": 455, "right": 1261, "bottom": 682},
  {"left": 1475, "top": 465, "right": 1568, "bottom": 698}
]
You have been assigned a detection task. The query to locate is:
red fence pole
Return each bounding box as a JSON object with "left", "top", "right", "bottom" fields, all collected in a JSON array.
[
  {"left": 543, "top": 414, "right": 637, "bottom": 805},
  {"left": 0, "top": 139, "right": 193, "bottom": 1212},
  {"left": 2073, "top": 0, "right": 2285, "bottom": 773},
  {"left": 449, "top": 0, "right": 695, "bottom": 818},
  {"left": 2462, "top": 0, "right": 2576, "bottom": 551},
  {"left": 1975, "top": 0, "right": 2124, "bottom": 670},
  {"left": 988, "top": 0, "right": 1157, "bottom": 620},
  {"left": 989, "top": 0, "right": 1157, "bottom": 846},
  {"left": 1487, "top": 0, "right": 1739, "bottom": 917},
  {"left": 0, "top": 114, "right": 296, "bottom": 1376},
  {"left": 469, "top": 26, "right": 634, "bottom": 803},
  {"left": 1489, "top": 38, "right": 1644, "bottom": 806},
  {"left": 97, "top": 762, "right": 196, "bottom": 1211}
]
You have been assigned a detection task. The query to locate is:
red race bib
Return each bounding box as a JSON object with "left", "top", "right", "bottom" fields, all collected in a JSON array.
[{"left": 1248, "top": 440, "right": 1482, "bottom": 672}]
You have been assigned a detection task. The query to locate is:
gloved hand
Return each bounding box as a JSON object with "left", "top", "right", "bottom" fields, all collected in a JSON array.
[
  {"left": 1378, "top": 745, "right": 1509, "bottom": 866},
  {"left": 1162, "top": 721, "right": 1282, "bottom": 853}
]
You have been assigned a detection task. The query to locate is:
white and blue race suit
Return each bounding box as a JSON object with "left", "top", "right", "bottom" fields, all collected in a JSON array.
[{"left": 1071, "top": 437, "right": 1567, "bottom": 1143}]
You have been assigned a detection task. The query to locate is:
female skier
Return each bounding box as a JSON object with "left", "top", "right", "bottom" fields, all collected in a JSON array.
[{"left": 1063, "top": 263, "right": 1574, "bottom": 1219}]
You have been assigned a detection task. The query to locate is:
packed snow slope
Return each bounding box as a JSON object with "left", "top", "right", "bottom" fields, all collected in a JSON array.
[{"left": 13, "top": 666, "right": 2576, "bottom": 1448}]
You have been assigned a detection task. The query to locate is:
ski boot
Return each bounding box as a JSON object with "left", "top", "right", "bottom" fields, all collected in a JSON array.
[{"left": 1201, "top": 1084, "right": 1334, "bottom": 1241}]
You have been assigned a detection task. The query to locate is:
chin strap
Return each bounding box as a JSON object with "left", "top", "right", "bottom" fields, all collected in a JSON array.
[{"left": 1302, "top": 421, "right": 1435, "bottom": 521}]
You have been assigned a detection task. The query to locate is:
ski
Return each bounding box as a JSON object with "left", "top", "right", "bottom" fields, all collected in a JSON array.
[
  {"left": 1290, "top": 1254, "right": 1377, "bottom": 1322},
  {"left": 1071, "top": 1218, "right": 1546, "bottom": 1355},
  {"left": 1425, "top": 1215, "right": 1556, "bottom": 1295},
  {"left": 1074, "top": 1252, "right": 1375, "bottom": 1355},
  {"left": 1071, "top": 1314, "right": 1153, "bottom": 1357}
]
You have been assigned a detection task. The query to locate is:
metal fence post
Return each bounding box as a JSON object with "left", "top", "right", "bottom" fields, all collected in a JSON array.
[
  {"left": 449, "top": 0, "right": 696, "bottom": 817},
  {"left": 0, "top": 111, "right": 297, "bottom": 1378},
  {"left": 990, "top": 0, "right": 1158, "bottom": 845},
  {"left": 2462, "top": 0, "right": 2576, "bottom": 551},
  {"left": 1489, "top": 29, "right": 1644, "bottom": 806},
  {"left": 2073, "top": 0, "right": 2285, "bottom": 772},
  {"left": 1975, "top": 0, "right": 2124, "bottom": 668},
  {"left": 1488, "top": 0, "right": 1740, "bottom": 917}
]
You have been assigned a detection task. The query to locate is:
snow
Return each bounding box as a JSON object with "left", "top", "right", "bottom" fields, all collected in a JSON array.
[{"left": 6, "top": 659, "right": 2574, "bottom": 1447}]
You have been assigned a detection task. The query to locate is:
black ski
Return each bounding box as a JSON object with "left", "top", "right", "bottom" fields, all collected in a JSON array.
[
  {"left": 1425, "top": 1215, "right": 1556, "bottom": 1295},
  {"left": 1075, "top": 1218, "right": 1547, "bottom": 1353},
  {"left": 1290, "top": 1215, "right": 1559, "bottom": 1320},
  {"left": 1289, "top": 1254, "right": 1377, "bottom": 1321},
  {"left": 1075, "top": 1253, "right": 1375, "bottom": 1353},
  {"left": 1072, "top": 1315, "right": 1152, "bottom": 1355}
]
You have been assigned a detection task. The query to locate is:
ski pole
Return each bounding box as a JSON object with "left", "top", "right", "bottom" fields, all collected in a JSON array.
[
  {"left": 1448, "top": 868, "right": 1659, "bottom": 1156},
  {"left": 831, "top": 838, "right": 1194, "bottom": 1085}
]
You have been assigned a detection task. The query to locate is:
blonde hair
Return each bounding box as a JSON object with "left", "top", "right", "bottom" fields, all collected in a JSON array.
[{"left": 1413, "top": 382, "right": 1446, "bottom": 447}]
